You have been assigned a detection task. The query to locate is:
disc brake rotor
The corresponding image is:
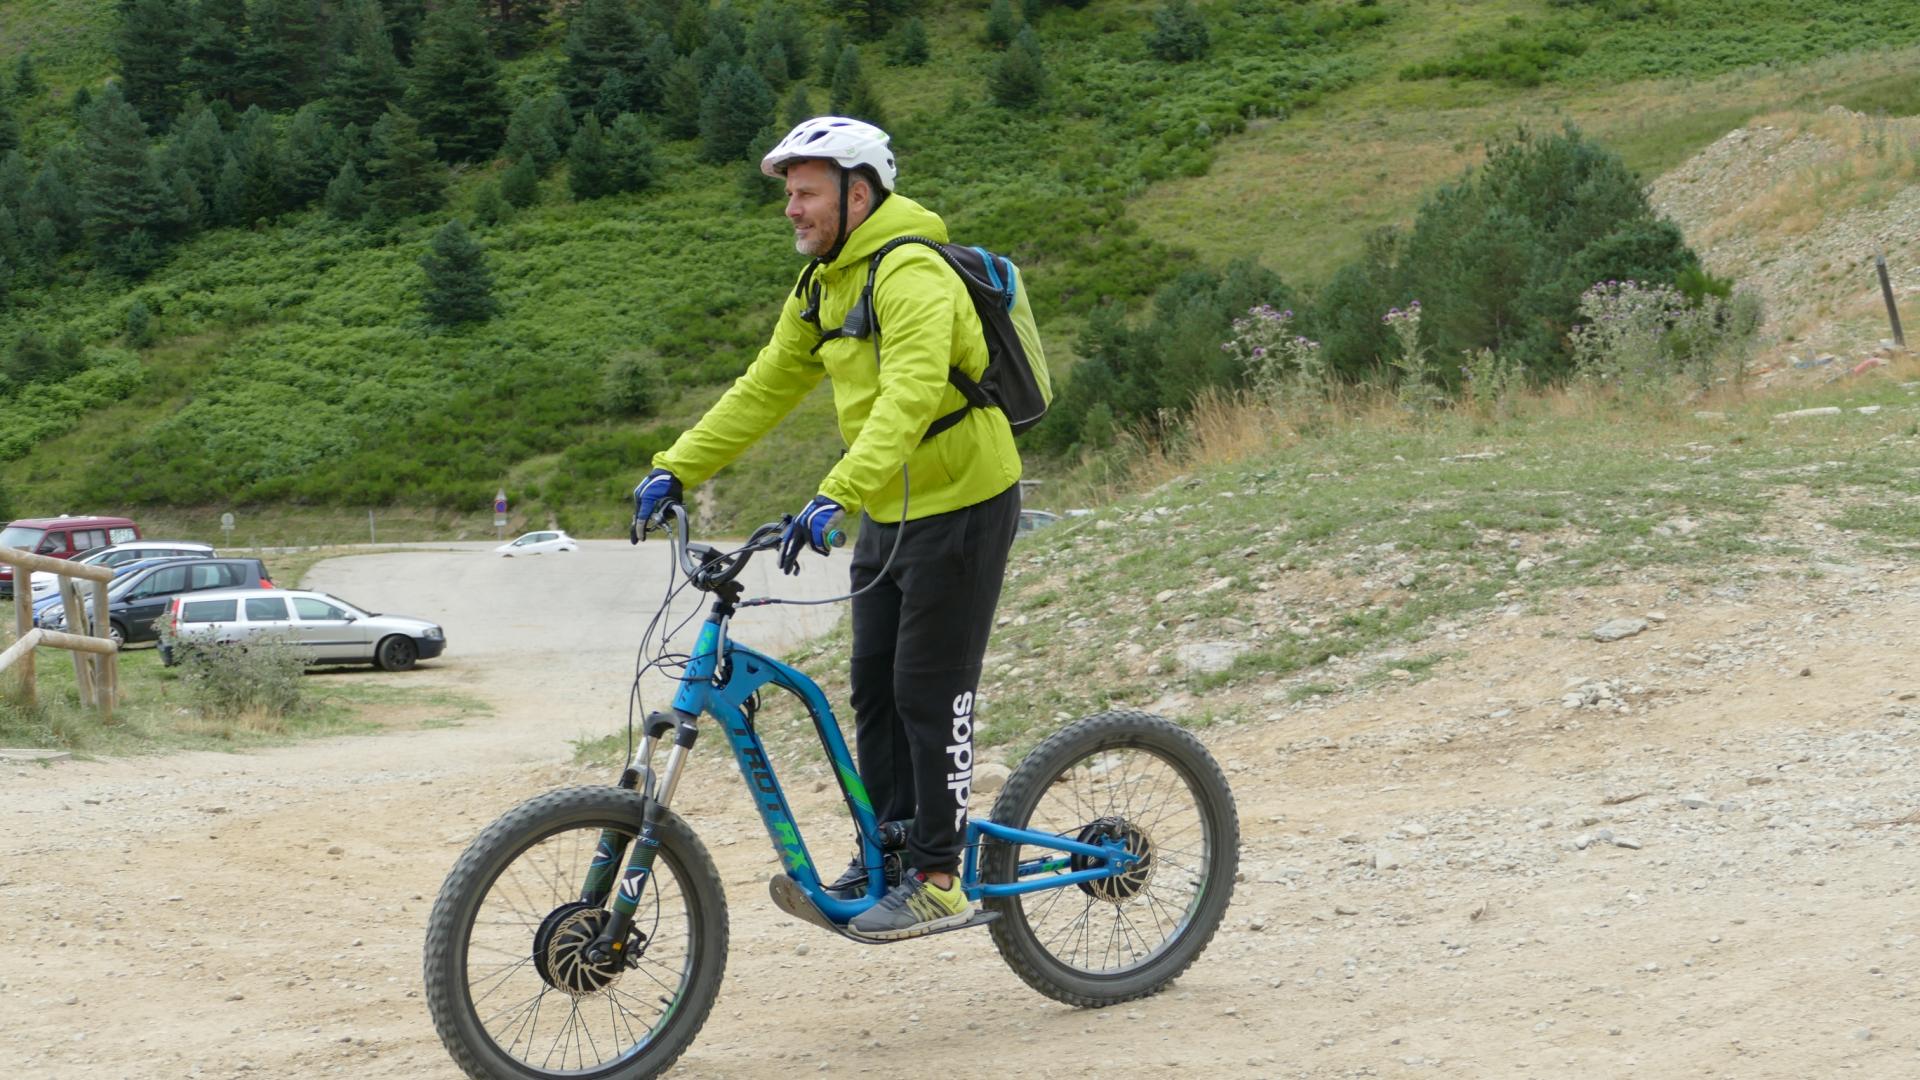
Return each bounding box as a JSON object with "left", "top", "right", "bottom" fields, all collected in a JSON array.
[
  {"left": 1070, "top": 816, "right": 1156, "bottom": 903},
  {"left": 531, "top": 903, "right": 642, "bottom": 996}
]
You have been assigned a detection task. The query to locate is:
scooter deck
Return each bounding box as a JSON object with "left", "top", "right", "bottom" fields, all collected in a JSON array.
[{"left": 767, "top": 873, "right": 999, "bottom": 945}]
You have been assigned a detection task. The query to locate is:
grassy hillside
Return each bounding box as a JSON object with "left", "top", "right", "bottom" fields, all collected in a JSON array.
[{"left": 3, "top": 1, "right": 1920, "bottom": 539}]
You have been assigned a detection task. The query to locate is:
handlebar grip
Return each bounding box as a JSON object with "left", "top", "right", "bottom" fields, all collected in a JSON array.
[{"left": 825, "top": 526, "right": 847, "bottom": 549}]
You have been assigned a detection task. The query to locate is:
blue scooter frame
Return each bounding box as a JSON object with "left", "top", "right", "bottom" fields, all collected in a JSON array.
[{"left": 651, "top": 606, "right": 1143, "bottom": 936}]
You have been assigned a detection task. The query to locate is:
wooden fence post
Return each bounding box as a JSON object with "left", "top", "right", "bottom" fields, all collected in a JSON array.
[
  {"left": 92, "top": 577, "right": 116, "bottom": 719},
  {"left": 58, "top": 578, "right": 95, "bottom": 708},
  {"left": 12, "top": 567, "right": 32, "bottom": 707},
  {"left": 1878, "top": 252, "right": 1905, "bottom": 349}
]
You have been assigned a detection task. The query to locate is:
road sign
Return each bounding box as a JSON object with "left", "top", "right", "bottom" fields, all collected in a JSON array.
[
  {"left": 220, "top": 512, "right": 235, "bottom": 529},
  {"left": 494, "top": 489, "right": 508, "bottom": 515}
]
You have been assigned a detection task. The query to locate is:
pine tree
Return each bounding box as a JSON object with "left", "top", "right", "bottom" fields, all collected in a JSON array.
[
  {"left": 561, "top": 0, "right": 651, "bottom": 121},
  {"left": 164, "top": 105, "right": 227, "bottom": 208},
  {"left": 12, "top": 54, "right": 44, "bottom": 102},
  {"left": 469, "top": 180, "right": 509, "bottom": 226},
  {"left": 364, "top": 107, "right": 445, "bottom": 224},
  {"left": 0, "top": 206, "right": 20, "bottom": 264},
  {"left": 78, "top": 83, "right": 177, "bottom": 274},
  {"left": 324, "top": 159, "right": 368, "bottom": 220},
  {"left": 638, "top": 33, "right": 677, "bottom": 112},
  {"left": 280, "top": 103, "right": 338, "bottom": 205},
  {"left": 838, "top": 0, "right": 905, "bottom": 41},
  {"left": 24, "top": 147, "right": 84, "bottom": 251},
  {"left": 541, "top": 91, "right": 576, "bottom": 148},
  {"left": 701, "top": 64, "right": 774, "bottom": 165},
  {"left": 607, "top": 112, "right": 657, "bottom": 194},
  {"left": 407, "top": 2, "right": 510, "bottom": 162},
  {"left": 895, "top": 17, "right": 929, "bottom": 66},
  {"left": 566, "top": 111, "right": 613, "bottom": 200},
  {"left": 182, "top": 0, "right": 249, "bottom": 108},
  {"left": 168, "top": 167, "right": 205, "bottom": 231},
  {"left": 985, "top": 0, "right": 1019, "bottom": 49},
  {"left": 671, "top": 2, "right": 709, "bottom": 54},
  {"left": 230, "top": 106, "right": 285, "bottom": 223},
  {"left": 817, "top": 23, "right": 846, "bottom": 84},
  {"left": 782, "top": 83, "right": 812, "bottom": 129},
  {"left": 326, "top": 0, "right": 407, "bottom": 129},
  {"left": 482, "top": 0, "right": 554, "bottom": 60},
  {"left": 125, "top": 299, "right": 154, "bottom": 346},
  {"left": 0, "top": 150, "right": 28, "bottom": 211},
  {"left": 756, "top": 42, "right": 790, "bottom": 91},
  {"left": 593, "top": 71, "right": 640, "bottom": 124},
  {"left": 499, "top": 155, "right": 539, "bottom": 208},
  {"left": 829, "top": 46, "right": 884, "bottom": 128},
  {"left": 385, "top": 0, "right": 431, "bottom": 64},
  {"left": 114, "top": 0, "right": 190, "bottom": 127},
  {"left": 419, "top": 218, "right": 499, "bottom": 325},
  {"left": 212, "top": 151, "right": 245, "bottom": 225},
  {"left": 992, "top": 26, "right": 1047, "bottom": 108},
  {"left": 657, "top": 57, "right": 703, "bottom": 141},
  {"left": 502, "top": 96, "right": 560, "bottom": 172},
  {"left": 1146, "top": 0, "right": 1211, "bottom": 63},
  {"left": 241, "top": 0, "right": 329, "bottom": 111},
  {"left": 706, "top": 3, "right": 748, "bottom": 58},
  {"left": 0, "top": 97, "right": 18, "bottom": 156},
  {"left": 750, "top": 4, "right": 809, "bottom": 82}
]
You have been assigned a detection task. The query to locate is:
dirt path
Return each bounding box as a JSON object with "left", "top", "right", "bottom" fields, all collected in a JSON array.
[{"left": 4, "top": 542, "right": 1919, "bottom": 1078}]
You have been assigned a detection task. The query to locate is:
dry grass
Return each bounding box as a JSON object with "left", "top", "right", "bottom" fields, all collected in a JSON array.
[
  {"left": 172, "top": 707, "right": 289, "bottom": 739},
  {"left": 1132, "top": 37, "right": 1920, "bottom": 289},
  {"left": 1702, "top": 109, "right": 1920, "bottom": 246}
]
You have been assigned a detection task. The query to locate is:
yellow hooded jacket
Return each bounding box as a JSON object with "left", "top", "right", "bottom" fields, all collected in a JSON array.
[{"left": 651, "top": 193, "right": 1021, "bottom": 523}]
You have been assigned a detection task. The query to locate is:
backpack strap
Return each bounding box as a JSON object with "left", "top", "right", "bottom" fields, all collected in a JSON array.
[{"left": 863, "top": 236, "right": 991, "bottom": 442}]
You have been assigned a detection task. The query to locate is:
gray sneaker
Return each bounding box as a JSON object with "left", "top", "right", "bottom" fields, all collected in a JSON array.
[
  {"left": 825, "top": 852, "right": 900, "bottom": 902},
  {"left": 846, "top": 870, "right": 972, "bottom": 940}
]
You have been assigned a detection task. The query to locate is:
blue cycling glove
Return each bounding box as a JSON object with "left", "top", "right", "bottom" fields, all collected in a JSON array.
[
  {"left": 778, "top": 495, "right": 845, "bottom": 575},
  {"left": 632, "top": 469, "right": 682, "bottom": 536}
]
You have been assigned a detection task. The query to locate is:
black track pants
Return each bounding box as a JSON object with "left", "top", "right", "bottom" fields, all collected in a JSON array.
[{"left": 847, "top": 482, "right": 1020, "bottom": 874}]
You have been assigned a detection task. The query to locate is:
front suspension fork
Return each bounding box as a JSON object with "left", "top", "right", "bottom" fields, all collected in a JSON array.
[{"left": 583, "top": 712, "right": 699, "bottom": 966}]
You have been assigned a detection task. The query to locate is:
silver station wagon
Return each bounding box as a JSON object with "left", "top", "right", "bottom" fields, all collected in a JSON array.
[{"left": 162, "top": 588, "right": 447, "bottom": 671}]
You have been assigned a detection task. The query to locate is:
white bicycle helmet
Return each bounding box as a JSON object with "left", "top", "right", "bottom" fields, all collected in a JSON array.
[{"left": 761, "top": 116, "right": 897, "bottom": 191}]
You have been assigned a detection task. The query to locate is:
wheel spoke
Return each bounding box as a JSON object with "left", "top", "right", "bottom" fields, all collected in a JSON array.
[
  {"left": 1000, "top": 729, "right": 1228, "bottom": 979},
  {"left": 453, "top": 813, "right": 700, "bottom": 1075}
]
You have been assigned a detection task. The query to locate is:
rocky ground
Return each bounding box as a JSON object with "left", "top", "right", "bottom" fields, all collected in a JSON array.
[
  {"left": 3, "top": 530, "right": 1918, "bottom": 1079},
  {"left": 1652, "top": 106, "right": 1920, "bottom": 373}
]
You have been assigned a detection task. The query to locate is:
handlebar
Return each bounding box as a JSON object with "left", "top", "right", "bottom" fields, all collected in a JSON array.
[{"left": 632, "top": 501, "right": 838, "bottom": 593}]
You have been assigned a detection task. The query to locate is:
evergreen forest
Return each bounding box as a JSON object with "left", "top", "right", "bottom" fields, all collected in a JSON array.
[{"left": 2, "top": 0, "right": 1919, "bottom": 535}]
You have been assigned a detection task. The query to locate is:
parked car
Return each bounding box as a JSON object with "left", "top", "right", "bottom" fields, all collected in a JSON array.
[
  {"left": 0, "top": 515, "right": 142, "bottom": 599},
  {"left": 27, "top": 541, "right": 215, "bottom": 601},
  {"left": 1016, "top": 509, "right": 1061, "bottom": 536},
  {"left": 37, "top": 557, "right": 274, "bottom": 647},
  {"left": 162, "top": 588, "right": 445, "bottom": 672},
  {"left": 30, "top": 557, "right": 189, "bottom": 623},
  {"left": 495, "top": 530, "right": 577, "bottom": 556}
]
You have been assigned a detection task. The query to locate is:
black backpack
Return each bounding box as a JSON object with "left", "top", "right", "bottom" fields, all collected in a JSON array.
[{"left": 797, "top": 236, "right": 1052, "bottom": 441}]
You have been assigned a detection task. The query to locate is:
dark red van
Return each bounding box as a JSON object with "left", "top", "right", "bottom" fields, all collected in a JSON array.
[{"left": 0, "top": 516, "right": 142, "bottom": 598}]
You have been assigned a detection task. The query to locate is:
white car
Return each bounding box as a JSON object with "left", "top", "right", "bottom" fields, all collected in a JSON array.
[
  {"left": 163, "top": 588, "right": 446, "bottom": 671},
  {"left": 495, "top": 530, "right": 577, "bottom": 556}
]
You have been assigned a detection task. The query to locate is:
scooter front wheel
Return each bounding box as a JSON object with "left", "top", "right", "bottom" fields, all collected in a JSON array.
[{"left": 423, "top": 786, "right": 728, "bottom": 1080}]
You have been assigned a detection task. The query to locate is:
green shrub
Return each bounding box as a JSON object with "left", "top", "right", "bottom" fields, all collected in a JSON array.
[
  {"left": 1309, "top": 127, "right": 1701, "bottom": 382},
  {"left": 601, "top": 348, "right": 667, "bottom": 417},
  {"left": 1147, "top": 0, "right": 1212, "bottom": 63},
  {"left": 161, "top": 623, "right": 306, "bottom": 723}
]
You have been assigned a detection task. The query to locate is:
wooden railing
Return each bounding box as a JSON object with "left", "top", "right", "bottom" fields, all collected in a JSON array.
[{"left": 0, "top": 548, "right": 120, "bottom": 719}]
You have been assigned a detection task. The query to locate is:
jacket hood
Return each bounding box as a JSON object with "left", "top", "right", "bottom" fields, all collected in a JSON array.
[{"left": 824, "top": 192, "right": 947, "bottom": 272}]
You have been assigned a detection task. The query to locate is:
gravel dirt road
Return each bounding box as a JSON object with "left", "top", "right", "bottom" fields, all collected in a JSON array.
[{"left": 3, "top": 541, "right": 1918, "bottom": 1078}]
